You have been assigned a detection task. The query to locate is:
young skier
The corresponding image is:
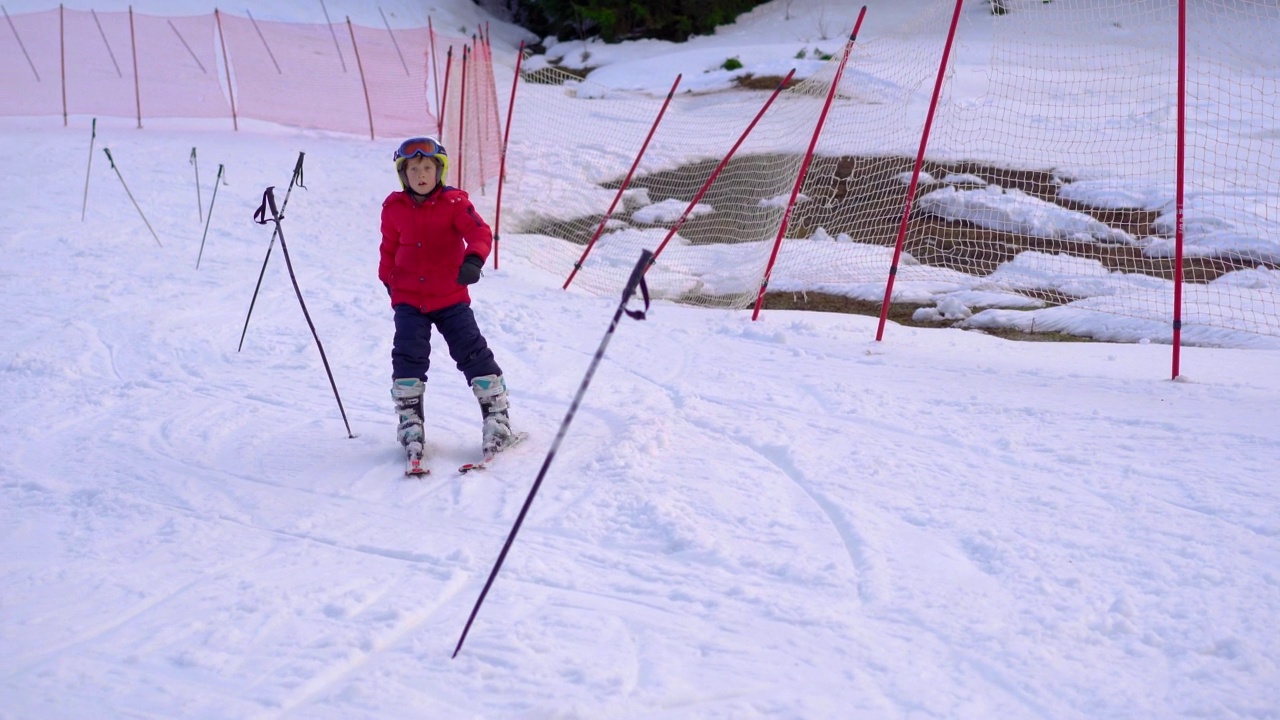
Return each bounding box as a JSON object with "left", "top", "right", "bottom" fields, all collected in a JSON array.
[{"left": 378, "top": 136, "right": 515, "bottom": 475}]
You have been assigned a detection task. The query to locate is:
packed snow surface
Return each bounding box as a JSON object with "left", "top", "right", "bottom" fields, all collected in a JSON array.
[{"left": 3, "top": 0, "right": 1279, "bottom": 718}]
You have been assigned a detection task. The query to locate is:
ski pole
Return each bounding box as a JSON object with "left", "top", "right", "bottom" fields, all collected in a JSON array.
[
  {"left": 196, "top": 163, "right": 224, "bottom": 269},
  {"left": 191, "top": 147, "right": 203, "bottom": 223},
  {"left": 252, "top": 185, "right": 354, "bottom": 439},
  {"left": 237, "top": 151, "right": 305, "bottom": 352},
  {"left": 452, "top": 249, "right": 653, "bottom": 659},
  {"left": 102, "top": 147, "right": 162, "bottom": 248},
  {"left": 81, "top": 118, "right": 96, "bottom": 222}
]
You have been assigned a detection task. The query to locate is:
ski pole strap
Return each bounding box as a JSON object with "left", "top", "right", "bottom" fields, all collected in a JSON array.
[
  {"left": 291, "top": 152, "right": 306, "bottom": 189},
  {"left": 622, "top": 249, "right": 653, "bottom": 321},
  {"left": 624, "top": 279, "right": 650, "bottom": 321},
  {"left": 253, "top": 186, "right": 280, "bottom": 225}
]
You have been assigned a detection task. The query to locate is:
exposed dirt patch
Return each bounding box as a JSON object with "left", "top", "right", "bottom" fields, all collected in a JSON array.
[
  {"left": 759, "top": 291, "right": 1093, "bottom": 342},
  {"left": 520, "top": 64, "right": 593, "bottom": 84},
  {"left": 733, "top": 74, "right": 798, "bottom": 91},
  {"left": 522, "top": 153, "right": 1273, "bottom": 340}
]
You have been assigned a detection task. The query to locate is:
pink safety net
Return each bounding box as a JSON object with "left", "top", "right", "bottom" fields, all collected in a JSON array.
[
  {"left": 1, "top": 8, "right": 502, "bottom": 193},
  {"left": 1, "top": 9, "right": 62, "bottom": 116},
  {"left": 0, "top": 9, "right": 230, "bottom": 122},
  {"left": 217, "top": 14, "right": 437, "bottom": 138}
]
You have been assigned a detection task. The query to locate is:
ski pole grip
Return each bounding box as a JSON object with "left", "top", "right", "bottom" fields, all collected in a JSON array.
[
  {"left": 253, "top": 186, "right": 278, "bottom": 226},
  {"left": 622, "top": 249, "right": 654, "bottom": 302},
  {"left": 103, "top": 147, "right": 114, "bottom": 168},
  {"left": 291, "top": 151, "right": 306, "bottom": 186}
]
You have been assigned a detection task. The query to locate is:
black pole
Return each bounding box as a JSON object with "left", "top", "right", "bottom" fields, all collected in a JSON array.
[
  {"left": 81, "top": 118, "right": 96, "bottom": 222},
  {"left": 253, "top": 185, "right": 355, "bottom": 439},
  {"left": 452, "top": 249, "right": 653, "bottom": 659},
  {"left": 237, "top": 152, "right": 305, "bottom": 352},
  {"left": 195, "top": 163, "right": 224, "bottom": 269},
  {"left": 102, "top": 147, "right": 162, "bottom": 248},
  {"left": 191, "top": 147, "right": 203, "bottom": 223}
]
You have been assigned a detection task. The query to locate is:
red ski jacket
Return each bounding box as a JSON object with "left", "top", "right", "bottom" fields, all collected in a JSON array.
[{"left": 378, "top": 186, "right": 493, "bottom": 312}]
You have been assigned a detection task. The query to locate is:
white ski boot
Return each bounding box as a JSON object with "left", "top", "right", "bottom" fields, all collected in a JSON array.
[
  {"left": 392, "top": 378, "right": 427, "bottom": 475},
  {"left": 470, "top": 374, "right": 516, "bottom": 459}
]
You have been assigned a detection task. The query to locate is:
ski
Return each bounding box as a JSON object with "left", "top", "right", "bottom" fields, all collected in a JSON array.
[{"left": 458, "top": 431, "right": 529, "bottom": 474}]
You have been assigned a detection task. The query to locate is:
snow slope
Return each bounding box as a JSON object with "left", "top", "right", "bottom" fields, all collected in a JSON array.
[{"left": 3, "top": 1, "right": 1280, "bottom": 718}]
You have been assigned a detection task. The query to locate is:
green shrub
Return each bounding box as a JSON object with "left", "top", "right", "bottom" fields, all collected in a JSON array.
[
  {"left": 517, "top": 0, "right": 772, "bottom": 43},
  {"left": 722, "top": 56, "right": 743, "bottom": 71}
]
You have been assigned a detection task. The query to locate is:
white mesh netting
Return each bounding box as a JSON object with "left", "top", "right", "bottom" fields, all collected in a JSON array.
[{"left": 494, "top": 0, "right": 1280, "bottom": 345}]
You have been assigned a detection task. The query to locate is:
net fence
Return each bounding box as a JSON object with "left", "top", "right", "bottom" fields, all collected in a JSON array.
[
  {"left": 496, "top": 0, "right": 1280, "bottom": 345},
  {"left": 5, "top": 2, "right": 1277, "bottom": 343},
  {"left": 0, "top": 7, "right": 500, "bottom": 195}
]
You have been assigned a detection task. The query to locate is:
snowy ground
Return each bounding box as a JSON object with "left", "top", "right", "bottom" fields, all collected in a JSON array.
[{"left": 3, "top": 1, "right": 1280, "bottom": 718}]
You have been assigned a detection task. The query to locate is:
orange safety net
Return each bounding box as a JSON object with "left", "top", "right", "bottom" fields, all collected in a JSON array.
[{"left": 435, "top": 33, "right": 502, "bottom": 196}]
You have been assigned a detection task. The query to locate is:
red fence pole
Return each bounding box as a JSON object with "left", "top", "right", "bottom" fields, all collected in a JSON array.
[
  {"left": 872, "top": 0, "right": 963, "bottom": 338},
  {"left": 378, "top": 6, "right": 409, "bottom": 76},
  {"left": 650, "top": 69, "right": 796, "bottom": 273},
  {"left": 318, "top": 0, "right": 346, "bottom": 72},
  {"left": 347, "top": 17, "right": 375, "bottom": 140},
  {"left": 457, "top": 44, "right": 469, "bottom": 189},
  {"left": 563, "top": 73, "right": 683, "bottom": 291},
  {"left": 3, "top": 6, "right": 42, "bottom": 82},
  {"left": 129, "top": 6, "right": 141, "bottom": 128},
  {"left": 59, "top": 4, "right": 67, "bottom": 126},
  {"left": 751, "top": 8, "right": 866, "bottom": 321},
  {"left": 429, "top": 17, "right": 441, "bottom": 134},
  {"left": 483, "top": 27, "right": 501, "bottom": 197},
  {"left": 440, "top": 46, "right": 453, "bottom": 140},
  {"left": 1172, "top": 0, "right": 1187, "bottom": 379},
  {"left": 492, "top": 41, "right": 526, "bottom": 270},
  {"left": 471, "top": 35, "right": 486, "bottom": 192},
  {"left": 215, "top": 9, "right": 238, "bottom": 131}
]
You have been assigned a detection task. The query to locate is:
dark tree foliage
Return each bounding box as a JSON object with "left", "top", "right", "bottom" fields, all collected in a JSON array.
[{"left": 495, "top": 0, "right": 771, "bottom": 43}]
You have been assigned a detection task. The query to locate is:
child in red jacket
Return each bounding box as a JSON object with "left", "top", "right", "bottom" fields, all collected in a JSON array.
[{"left": 379, "top": 137, "right": 514, "bottom": 474}]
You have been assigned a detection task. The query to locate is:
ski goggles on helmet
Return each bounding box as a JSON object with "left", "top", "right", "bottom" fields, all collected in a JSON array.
[{"left": 394, "top": 137, "right": 446, "bottom": 162}]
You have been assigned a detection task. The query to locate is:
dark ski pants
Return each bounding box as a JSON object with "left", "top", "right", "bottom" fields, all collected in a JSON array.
[{"left": 391, "top": 302, "right": 502, "bottom": 385}]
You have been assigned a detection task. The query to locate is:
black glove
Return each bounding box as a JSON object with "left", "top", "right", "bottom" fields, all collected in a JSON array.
[
  {"left": 457, "top": 254, "right": 484, "bottom": 285},
  {"left": 383, "top": 283, "right": 391, "bottom": 298}
]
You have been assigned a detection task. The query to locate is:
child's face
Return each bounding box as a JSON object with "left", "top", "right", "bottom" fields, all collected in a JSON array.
[{"left": 405, "top": 155, "right": 439, "bottom": 194}]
